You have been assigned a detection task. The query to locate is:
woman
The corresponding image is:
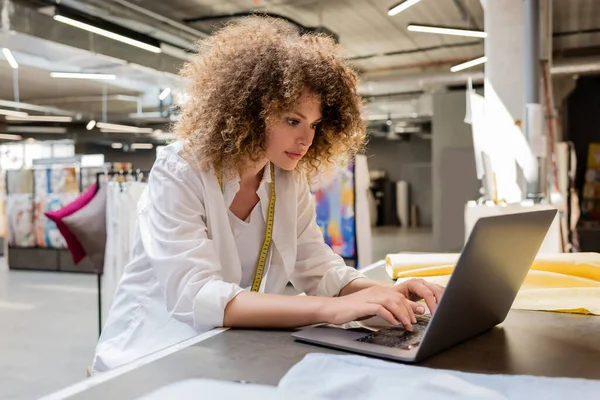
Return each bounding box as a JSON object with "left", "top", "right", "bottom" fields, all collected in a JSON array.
[{"left": 93, "top": 17, "right": 444, "bottom": 373}]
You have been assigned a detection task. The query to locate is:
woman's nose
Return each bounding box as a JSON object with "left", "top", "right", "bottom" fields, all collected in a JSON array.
[{"left": 298, "top": 126, "right": 314, "bottom": 147}]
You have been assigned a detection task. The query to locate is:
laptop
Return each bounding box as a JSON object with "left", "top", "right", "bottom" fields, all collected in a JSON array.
[{"left": 292, "top": 209, "right": 557, "bottom": 363}]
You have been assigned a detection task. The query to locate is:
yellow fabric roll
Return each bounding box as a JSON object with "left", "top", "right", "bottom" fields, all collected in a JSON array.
[
  {"left": 385, "top": 253, "right": 459, "bottom": 279},
  {"left": 387, "top": 252, "right": 600, "bottom": 315}
]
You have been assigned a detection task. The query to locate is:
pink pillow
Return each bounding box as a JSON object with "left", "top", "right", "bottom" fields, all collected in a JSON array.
[{"left": 45, "top": 183, "right": 98, "bottom": 263}]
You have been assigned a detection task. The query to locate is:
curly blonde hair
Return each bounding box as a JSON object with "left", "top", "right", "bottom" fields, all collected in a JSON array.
[{"left": 175, "top": 16, "right": 366, "bottom": 178}]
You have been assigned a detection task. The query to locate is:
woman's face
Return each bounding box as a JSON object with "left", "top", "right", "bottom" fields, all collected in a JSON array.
[{"left": 264, "top": 92, "right": 322, "bottom": 171}]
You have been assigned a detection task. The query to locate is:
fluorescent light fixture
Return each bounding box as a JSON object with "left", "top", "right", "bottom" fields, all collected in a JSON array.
[
  {"left": 111, "top": 143, "right": 124, "bottom": 149},
  {"left": 450, "top": 56, "right": 487, "bottom": 72},
  {"left": 128, "top": 111, "right": 166, "bottom": 119},
  {"left": 159, "top": 88, "right": 171, "bottom": 100},
  {"left": 50, "top": 72, "right": 116, "bottom": 80},
  {"left": 97, "top": 122, "right": 153, "bottom": 134},
  {"left": 2, "top": 48, "right": 18, "bottom": 69},
  {"left": 86, "top": 120, "right": 97, "bottom": 130},
  {"left": 388, "top": 0, "right": 422, "bottom": 16},
  {"left": 81, "top": 154, "right": 105, "bottom": 167},
  {"left": 53, "top": 15, "right": 162, "bottom": 53},
  {"left": 154, "top": 131, "right": 176, "bottom": 140},
  {"left": 6, "top": 115, "right": 73, "bottom": 122},
  {"left": 131, "top": 143, "right": 154, "bottom": 150},
  {"left": 7, "top": 126, "right": 67, "bottom": 134},
  {"left": 0, "top": 133, "right": 23, "bottom": 140},
  {"left": 407, "top": 24, "right": 487, "bottom": 38},
  {"left": 0, "top": 109, "right": 29, "bottom": 117}
]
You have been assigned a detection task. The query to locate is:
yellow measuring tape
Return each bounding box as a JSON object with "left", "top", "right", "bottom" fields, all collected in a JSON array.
[{"left": 218, "top": 163, "right": 275, "bottom": 292}]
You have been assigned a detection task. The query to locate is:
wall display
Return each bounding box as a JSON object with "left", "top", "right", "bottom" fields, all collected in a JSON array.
[
  {"left": 6, "top": 193, "right": 35, "bottom": 247},
  {"left": 7, "top": 169, "right": 34, "bottom": 194},
  {"left": 581, "top": 143, "right": 600, "bottom": 221},
  {"left": 34, "top": 193, "right": 80, "bottom": 249},
  {"left": 311, "top": 159, "right": 357, "bottom": 260}
]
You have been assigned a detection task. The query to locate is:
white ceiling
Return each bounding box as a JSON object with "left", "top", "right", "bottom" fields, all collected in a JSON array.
[
  {"left": 1, "top": 0, "right": 600, "bottom": 133},
  {"left": 136, "top": 0, "right": 486, "bottom": 73}
]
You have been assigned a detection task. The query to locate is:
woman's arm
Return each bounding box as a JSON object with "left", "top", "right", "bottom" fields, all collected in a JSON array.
[
  {"left": 338, "top": 277, "right": 386, "bottom": 296},
  {"left": 224, "top": 291, "right": 329, "bottom": 328},
  {"left": 223, "top": 285, "right": 421, "bottom": 329}
]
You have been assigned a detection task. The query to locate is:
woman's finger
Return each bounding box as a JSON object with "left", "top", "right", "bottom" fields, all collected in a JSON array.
[
  {"left": 425, "top": 282, "right": 445, "bottom": 302},
  {"left": 381, "top": 297, "right": 413, "bottom": 331},
  {"left": 408, "top": 300, "right": 426, "bottom": 315},
  {"left": 410, "top": 281, "right": 438, "bottom": 313},
  {"left": 368, "top": 304, "right": 398, "bottom": 326},
  {"left": 402, "top": 296, "right": 416, "bottom": 324}
]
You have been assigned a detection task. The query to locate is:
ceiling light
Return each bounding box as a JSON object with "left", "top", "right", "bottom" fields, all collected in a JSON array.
[
  {"left": 97, "top": 122, "right": 154, "bottom": 134},
  {"left": 450, "top": 56, "right": 487, "bottom": 72},
  {"left": 53, "top": 14, "right": 162, "bottom": 54},
  {"left": 159, "top": 88, "right": 171, "bottom": 100},
  {"left": 111, "top": 143, "right": 123, "bottom": 149},
  {"left": 2, "top": 48, "right": 18, "bottom": 69},
  {"left": 0, "top": 109, "right": 29, "bottom": 117},
  {"left": 5, "top": 115, "right": 73, "bottom": 122},
  {"left": 50, "top": 72, "right": 116, "bottom": 80},
  {"left": 407, "top": 24, "right": 487, "bottom": 38},
  {"left": 0, "top": 133, "right": 23, "bottom": 141},
  {"left": 388, "top": 0, "right": 422, "bottom": 16},
  {"left": 131, "top": 143, "right": 154, "bottom": 150},
  {"left": 86, "top": 120, "right": 97, "bottom": 130},
  {"left": 7, "top": 126, "right": 67, "bottom": 134}
]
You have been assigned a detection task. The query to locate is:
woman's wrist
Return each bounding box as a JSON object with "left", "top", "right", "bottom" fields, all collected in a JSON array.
[{"left": 338, "top": 277, "right": 387, "bottom": 296}]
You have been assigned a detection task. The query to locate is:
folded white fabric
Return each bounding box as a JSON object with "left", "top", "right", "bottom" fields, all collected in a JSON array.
[
  {"left": 279, "top": 353, "right": 600, "bottom": 400},
  {"left": 138, "top": 378, "right": 320, "bottom": 400}
]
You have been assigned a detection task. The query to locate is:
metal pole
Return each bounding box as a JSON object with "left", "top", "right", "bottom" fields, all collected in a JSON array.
[
  {"left": 523, "top": 0, "right": 546, "bottom": 201},
  {"left": 524, "top": 0, "right": 540, "bottom": 105},
  {"left": 102, "top": 84, "right": 108, "bottom": 122},
  {"left": 12, "top": 68, "right": 19, "bottom": 104}
]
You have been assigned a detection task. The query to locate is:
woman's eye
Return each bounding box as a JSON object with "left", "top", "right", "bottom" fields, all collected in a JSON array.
[{"left": 287, "top": 118, "right": 300, "bottom": 126}]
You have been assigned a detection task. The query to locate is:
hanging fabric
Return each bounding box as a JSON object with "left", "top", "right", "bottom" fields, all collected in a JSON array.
[{"left": 101, "top": 179, "right": 147, "bottom": 325}]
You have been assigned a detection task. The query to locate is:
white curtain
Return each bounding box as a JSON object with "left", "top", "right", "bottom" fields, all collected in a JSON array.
[
  {"left": 355, "top": 154, "right": 373, "bottom": 268},
  {"left": 101, "top": 181, "right": 147, "bottom": 325}
]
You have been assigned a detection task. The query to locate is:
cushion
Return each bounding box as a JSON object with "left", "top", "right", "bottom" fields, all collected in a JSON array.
[
  {"left": 45, "top": 183, "right": 98, "bottom": 263},
  {"left": 61, "top": 185, "right": 107, "bottom": 272}
]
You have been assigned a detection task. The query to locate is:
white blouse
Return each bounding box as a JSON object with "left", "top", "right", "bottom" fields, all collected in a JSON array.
[
  {"left": 227, "top": 203, "right": 265, "bottom": 288},
  {"left": 92, "top": 141, "right": 365, "bottom": 373}
]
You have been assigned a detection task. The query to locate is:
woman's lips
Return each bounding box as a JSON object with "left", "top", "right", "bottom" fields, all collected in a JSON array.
[{"left": 285, "top": 152, "right": 303, "bottom": 160}]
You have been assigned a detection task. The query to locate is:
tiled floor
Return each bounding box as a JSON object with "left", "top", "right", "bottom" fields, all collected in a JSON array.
[{"left": 0, "top": 227, "right": 433, "bottom": 400}]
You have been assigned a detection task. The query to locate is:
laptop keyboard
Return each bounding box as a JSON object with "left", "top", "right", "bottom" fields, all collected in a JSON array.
[{"left": 355, "top": 314, "right": 431, "bottom": 350}]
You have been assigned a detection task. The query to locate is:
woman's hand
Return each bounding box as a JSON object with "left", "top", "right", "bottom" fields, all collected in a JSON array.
[
  {"left": 394, "top": 278, "right": 445, "bottom": 314},
  {"left": 321, "top": 286, "right": 426, "bottom": 331}
]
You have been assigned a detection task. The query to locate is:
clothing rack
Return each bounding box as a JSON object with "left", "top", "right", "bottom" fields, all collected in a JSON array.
[{"left": 95, "top": 170, "right": 150, "bottom": 337}]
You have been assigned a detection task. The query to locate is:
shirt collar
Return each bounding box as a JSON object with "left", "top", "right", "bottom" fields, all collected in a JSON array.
[{"left": 223, "top": 162, "right": 272, "bottom": 189}]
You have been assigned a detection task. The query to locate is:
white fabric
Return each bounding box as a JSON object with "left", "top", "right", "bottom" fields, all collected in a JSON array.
[
  {"left": 279, "top": 353, "right": 600, "bottom": 400},
  {"left": 228, "top": 204, "right": 264, "bottom": 289},
  {"left": 101, "top": 181, "right": 147, "bottom": 325},
  {"left": 93, "top": 141, "right": 365, "bottom": 373},
  {"left": 139, "top": 379, "right": 319, "bottom": 400},
  {"left": 464, "top": 203, "right": 562, "bottom": 254},
  {"left": 354, "top": 154, "right": 372, "bottom": 268},
  {"left": 224, "top": 166, "right": 268, "bottom": 289}
]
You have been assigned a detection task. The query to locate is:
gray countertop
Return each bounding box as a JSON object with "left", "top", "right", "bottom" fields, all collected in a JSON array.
[{"left": 51, "top": 263, "right": 600, "bottom": 399}]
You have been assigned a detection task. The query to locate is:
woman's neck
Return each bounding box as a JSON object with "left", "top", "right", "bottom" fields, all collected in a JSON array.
[{"left": 238, "top": 159, "right": 269, "bottom": 187}]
